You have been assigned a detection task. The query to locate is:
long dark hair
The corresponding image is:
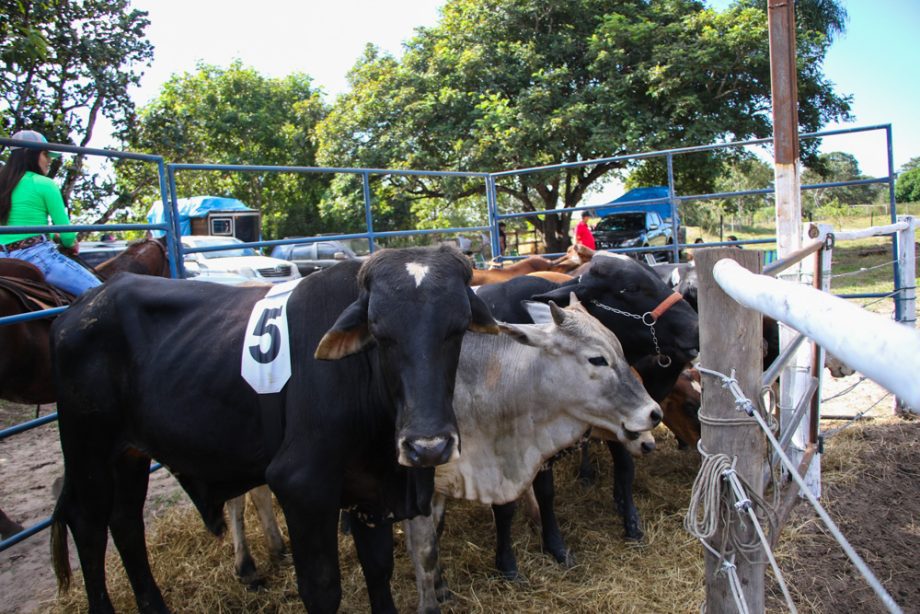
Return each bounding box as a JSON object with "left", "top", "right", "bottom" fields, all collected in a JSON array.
[{"left": 0, "top": 148, "right": 43, "bottom": 224}]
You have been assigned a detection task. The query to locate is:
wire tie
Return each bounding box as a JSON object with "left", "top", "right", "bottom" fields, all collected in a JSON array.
[{"left": 734, "top": 498, "right": 752, "bottom": 512}]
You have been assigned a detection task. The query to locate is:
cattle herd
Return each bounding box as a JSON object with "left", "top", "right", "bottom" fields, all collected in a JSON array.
[{"left": 30, "top": 244, "right": 708, "bottom": 613}]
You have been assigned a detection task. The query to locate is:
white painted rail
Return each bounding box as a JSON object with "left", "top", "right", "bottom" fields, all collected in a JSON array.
[
  {"left": 833, "top": 221, "right": 908, "bottom": 242},
  {"left": 713, "top": 258, "right": 920, "bottom": 411}
]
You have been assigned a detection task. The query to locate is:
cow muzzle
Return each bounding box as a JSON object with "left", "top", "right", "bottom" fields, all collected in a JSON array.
[{"left": 398, "top": 433, "right": 460, "bottom": 467}]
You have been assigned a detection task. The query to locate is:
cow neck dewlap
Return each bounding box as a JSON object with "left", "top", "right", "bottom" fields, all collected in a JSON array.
[{"left": 405, "top": 262, "right": 430, "bottom": 287}]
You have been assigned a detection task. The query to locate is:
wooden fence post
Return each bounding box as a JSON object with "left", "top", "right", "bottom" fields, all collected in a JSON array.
[{"left": 696, "top": 247, "right": 766, "bottom": 613}]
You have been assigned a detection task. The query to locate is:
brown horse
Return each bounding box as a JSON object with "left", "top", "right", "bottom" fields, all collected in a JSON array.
[
  {"left": 0, "top": 238, "right": 171, "bottom": 406},
  {"left": 94, "top": 237, "right": 170, "bottom": 280}
]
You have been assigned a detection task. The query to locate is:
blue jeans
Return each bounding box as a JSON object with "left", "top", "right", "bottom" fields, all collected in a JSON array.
[{"left": 1, "top": 239, "right": 102, "bottom": 296}]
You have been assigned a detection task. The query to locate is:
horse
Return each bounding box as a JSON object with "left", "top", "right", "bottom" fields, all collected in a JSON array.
[
  {"left": 0, "top": 238, "right": 173, "bottom": 545},
  {"left": 94, "top": 237, "right": 170, "bottom": 280},
  {"left": 0, "top": 238, "right": 172, "bottom": 407}
]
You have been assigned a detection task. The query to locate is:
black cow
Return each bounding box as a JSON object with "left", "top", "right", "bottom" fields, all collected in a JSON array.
[
  {"left": 49, "top": 246, "right": 498, "bottom": 614},
  {"left": 474, "top": 252, "right": 699, "bottom": 577}
]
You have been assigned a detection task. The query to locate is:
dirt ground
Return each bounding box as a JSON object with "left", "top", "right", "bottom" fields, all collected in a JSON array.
[{"left": 1, "top": 371, "right": 916, "bottom": 613}]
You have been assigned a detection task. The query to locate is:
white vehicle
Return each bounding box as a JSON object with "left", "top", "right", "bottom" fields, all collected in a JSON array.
[{"left": 180, "top": 235, "right": 301, "bottom": 284}]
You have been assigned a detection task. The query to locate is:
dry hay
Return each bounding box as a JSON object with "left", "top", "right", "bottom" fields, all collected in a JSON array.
[{"left": 48, "top": 418, "right": 919, "bottom": 613}]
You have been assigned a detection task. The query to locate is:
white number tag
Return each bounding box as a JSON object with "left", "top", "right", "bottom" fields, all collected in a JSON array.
[{"left": 241, "top": 279, "right": 303, "bottom": 393}]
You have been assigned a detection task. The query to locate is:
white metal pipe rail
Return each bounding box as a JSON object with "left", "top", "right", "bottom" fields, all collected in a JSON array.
[{"left": 712, "top": 258, "right": 920, "bottom": 410}]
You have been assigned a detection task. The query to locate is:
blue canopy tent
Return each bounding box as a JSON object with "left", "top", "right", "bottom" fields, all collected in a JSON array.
[
  {"left": 593, "top": 186, "right": 674, "bottom": 221},
  {"left": 147, "top": 196, "right": 259, "bottom": 240}
]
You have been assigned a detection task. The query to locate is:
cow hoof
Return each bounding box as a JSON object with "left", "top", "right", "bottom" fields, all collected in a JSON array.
[
  {"left": 623, "top": 525, "right": 644, "bottom": 542},
  {"left": 500, "top": 569, "right": 526, "bottom": 583},
  {"left": 544, "top": 546, "right": 575, "bottom": 568},
  {"left": 577, "top": 469, "right": 597, "bottom": 487},
  {"left": 244, "top": 576, "right": 267, "bottom": 592}
]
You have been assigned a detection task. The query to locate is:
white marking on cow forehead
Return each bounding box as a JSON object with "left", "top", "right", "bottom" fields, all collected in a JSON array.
[{"left": 405, "top": 262, "right": 430, "bottom": 287}]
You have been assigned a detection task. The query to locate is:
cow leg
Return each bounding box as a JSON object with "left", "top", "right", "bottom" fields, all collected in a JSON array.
[
  {"left": 270, "top": 469, "right": 342, "bottom": 614},
  {"left": 576, "top": 441, "right": 597, "bottom": 485},
  {"left": 55, "top": 426, "right": 117, "bottom": 614},
  {"left": 109, "top": 453, "right": 168, "bottom": 614},
  {"left": 350, "top": 517, "right": 397, "bottom": 614},
  {"left": 607, "top": 440, "right": 643, "bottom": 540},
  {"left": 405, "top": 493, "right": 449, "bottom": 614},
  {"left": 227, "top": 494, "right": 261, "bottom": 588},
  {"left": 249, "top": 485, "right": 286, "bottom": 562},
  {"left": 491, "top": 502, "right": 521, "bottom": 580},
  {"left": 532, "top": 468, "right": 574, "bottom": 567}
]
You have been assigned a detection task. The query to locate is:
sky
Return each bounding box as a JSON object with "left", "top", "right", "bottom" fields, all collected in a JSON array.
[{"left": 125, "top": 0, "right": 919, "bottom": 179}]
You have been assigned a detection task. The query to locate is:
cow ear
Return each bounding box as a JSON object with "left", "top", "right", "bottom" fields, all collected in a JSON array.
[
  {"left": 315, "top": 294, "right": 373, "bottom": 360},
  {"left": 467, "top": 287, "right": 500, "bottom": 334},
  {"left": 549, "top": 300, "right": 567, "bottom": 325},
  {"left": 498, "top": 322, "right": 550, "bottom": 348},
  {"left": 522, "top": 300, "right": 552, "bottom": 324}
]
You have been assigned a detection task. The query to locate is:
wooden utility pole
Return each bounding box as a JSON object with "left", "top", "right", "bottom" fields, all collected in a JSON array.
[
  {"left": 697, "top": 248, "right": 766, "bottom": 614},
  {"left": 769, "top": 0, "right": 801, "bottom": 253},
  {"left": 769, "top": 0, "right": 820, "bottom": 493}
]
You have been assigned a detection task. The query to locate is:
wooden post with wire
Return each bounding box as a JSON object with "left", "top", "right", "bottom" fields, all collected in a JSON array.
[{"left": 696, "top": 247, "right": 766, "bottom": 613}]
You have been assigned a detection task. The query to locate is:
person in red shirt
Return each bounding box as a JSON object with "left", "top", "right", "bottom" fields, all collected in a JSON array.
[{"left": 574, "top": 210, "right": 596, "bottom": 250}]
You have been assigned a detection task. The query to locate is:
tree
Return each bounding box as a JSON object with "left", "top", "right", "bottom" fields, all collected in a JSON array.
[
  {"left": 895, "top": 168, "right": 920, "bottom": 203},
  {"left": 317, "top": 0, "right": 851, "bottom": 251},
  {"left": 0, "top": 0, "right": 153, "bottom": 220},
  {"left": 120, "top": 62, "right": 329, "bottom": 239},
  {"left": 801, "top": 151, "right": 877, "bottom": 211}
]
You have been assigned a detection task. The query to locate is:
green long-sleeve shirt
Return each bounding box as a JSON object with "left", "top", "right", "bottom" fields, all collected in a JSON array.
[{"left": 1, "top": 171, "right": 75, "bottom": 248}]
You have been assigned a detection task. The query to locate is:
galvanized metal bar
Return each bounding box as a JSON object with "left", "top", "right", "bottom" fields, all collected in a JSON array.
[
  {"left": 362, "top": 172, "right": 377, "bottom": 253},
  {"left": 0, "top": 137, "right": 165, "bottom": 163},
  {"left": 0, "top": 223, "right": 166, "bottom": 235},
  {"left": 170, "top": 162, "right": 488, "bottom": 179},
  {"left": 887, "top": 126, "right": 903, "bottom": 323},
  {"left": 762, "top": 239, "right": 824, "bottom": 277},
  {"left": 0, "top": 412, "right": 58, "bottom": 441},
  {"left": 762, "top": 332, "right": 808, "bottom": 389},
  {"left": 0, "top": 307, "right": 67, "bottom": 327},
  {"left": 165, "top": 164, "right": 188, "bottom": 279},
  {"left": 0, "top": 517, "right": 52, "bottom": 553},
  {"left": 155, "top": 159, "right": 180, "bottom": 278},
  {"left": 488, "top": 125, "right": 893, "bottom": 179},
  {"left": 666, "top": 153, "right": 680, "bottom": 263},
  {"left": 774, "top": 376, "right": 819, "bottom": 461}
]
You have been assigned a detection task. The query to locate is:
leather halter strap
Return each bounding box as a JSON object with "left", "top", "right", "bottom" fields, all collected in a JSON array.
[{"left": 649, "top": 291, "right": 683, "bottom": 322}]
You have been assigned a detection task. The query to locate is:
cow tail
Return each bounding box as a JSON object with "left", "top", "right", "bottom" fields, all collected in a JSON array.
[{"left": 50, "top": 492, "right": 72, "bottom": 593}]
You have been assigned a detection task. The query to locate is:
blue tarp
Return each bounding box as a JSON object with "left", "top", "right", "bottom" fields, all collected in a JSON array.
[
  {"left": 593, "top": 186, "right": 676, "bottom": 221},
  {"left": 147, "top": 196, "right": 255, "bottom": 237}
]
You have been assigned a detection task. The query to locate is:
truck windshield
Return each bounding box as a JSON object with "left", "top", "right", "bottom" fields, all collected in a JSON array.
[{"left": 595, "top": 213, "right": 645, "bottom": 232}]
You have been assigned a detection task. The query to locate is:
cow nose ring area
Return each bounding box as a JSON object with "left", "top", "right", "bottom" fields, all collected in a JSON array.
[{"left": 400, "top": 436, "right": 456, "bottom": 467}]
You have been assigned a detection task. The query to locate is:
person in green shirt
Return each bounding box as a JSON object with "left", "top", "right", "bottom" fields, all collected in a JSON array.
[{"left": 0, "top": 130, "right": 101, "bottom": 296}]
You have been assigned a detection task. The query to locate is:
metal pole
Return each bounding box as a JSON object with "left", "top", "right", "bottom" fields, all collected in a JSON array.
[
  {"left": 666, "top": 153, "right": 680, "bottom": 263},
  {"left": 362, "top": 172, "right": 376, "bottom": 253}
]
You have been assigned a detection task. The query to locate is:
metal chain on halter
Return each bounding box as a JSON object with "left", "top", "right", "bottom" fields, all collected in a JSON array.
[{"left": 589, "top": 299, "right": 672, "bottom": 367}]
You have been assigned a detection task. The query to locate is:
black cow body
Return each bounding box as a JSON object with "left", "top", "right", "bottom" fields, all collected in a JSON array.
[
  {"left": 50, "top": 246, "right": 497, "bottom": 613},
  {"left": 474, "top": 254, "right": 699, "bottom": 577}
]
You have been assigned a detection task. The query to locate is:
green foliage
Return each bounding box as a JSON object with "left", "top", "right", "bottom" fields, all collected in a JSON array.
[
  {"left": 120, "top": 62, "right": 329, "bottom": 239},
  {"left": 0, "top": 0, "right": 153, "bottom": 220},
  {"left": 801, "top": 151, "right": 877, "bottom": 211},
  {"left": 895, "top": 167, "right": 920, "bottom": 204},
  {"left": 318, "top": 0, "right": 850, "bottom": 251}
]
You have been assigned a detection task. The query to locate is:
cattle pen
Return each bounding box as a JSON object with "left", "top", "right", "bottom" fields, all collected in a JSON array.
[{"left": 1, "top": 124, "right": 918, "bottom": 612}]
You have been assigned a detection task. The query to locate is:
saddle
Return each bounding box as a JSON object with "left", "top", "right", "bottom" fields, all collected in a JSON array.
[{"left": 0, "top": 259, "right": 74, "bottom": 312}]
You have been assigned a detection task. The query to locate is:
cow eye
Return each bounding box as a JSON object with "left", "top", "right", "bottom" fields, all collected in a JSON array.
[{"left": 588, "top": 356, "right": 608, "bottom": 367}]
